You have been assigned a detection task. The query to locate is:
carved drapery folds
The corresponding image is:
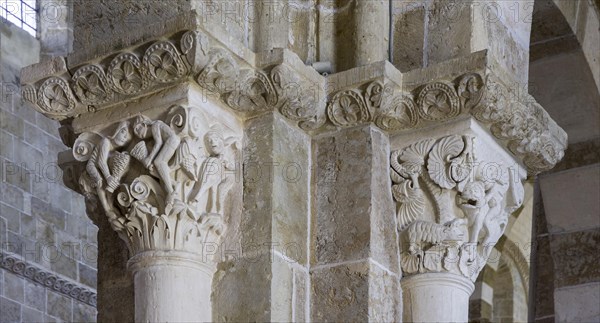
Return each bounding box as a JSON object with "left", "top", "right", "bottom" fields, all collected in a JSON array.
[
  {"left": 391, "top": 135, "right": 525, "bottom": 281},
  {"left": 70, "top": 105, "right": 239, "bottom": 257}
]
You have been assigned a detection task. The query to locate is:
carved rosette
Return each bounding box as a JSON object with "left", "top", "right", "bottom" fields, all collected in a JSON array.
[
  {"left": 391, "top": 135, "right": 525, "bottom": 281},
  {"left": 69, "top": 105, "right": 239, "bottom": 258},
  {"left": 21, "top": 28, "right": 565, "bottom": 174}
]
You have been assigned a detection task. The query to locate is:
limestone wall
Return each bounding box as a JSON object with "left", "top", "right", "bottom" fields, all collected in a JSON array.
[{"left": 0, "top": 17, "right": 96, "bottom": 322}]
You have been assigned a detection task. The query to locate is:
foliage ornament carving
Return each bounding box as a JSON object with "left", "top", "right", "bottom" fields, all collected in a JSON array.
[
  {"left": 0, "top": 252, "right": 97, "bottom": 307},
  {"left": 391, "top": 135, "right": 525, "bottom": 281},
  {"left": 70, "top": 105, "right": 239, "bottom": 257},
  {"left": 21, "top": 29, "right": 565, "bottom": 174}
]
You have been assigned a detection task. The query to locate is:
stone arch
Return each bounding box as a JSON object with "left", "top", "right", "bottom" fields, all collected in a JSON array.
[{"left": 529, "top": 1, "right": 600, "bottom": 322}]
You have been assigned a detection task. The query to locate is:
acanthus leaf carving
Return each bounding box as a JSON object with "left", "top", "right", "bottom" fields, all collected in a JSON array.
[{"left": 71, "top": 105, "right": 239, "bottom": 258}]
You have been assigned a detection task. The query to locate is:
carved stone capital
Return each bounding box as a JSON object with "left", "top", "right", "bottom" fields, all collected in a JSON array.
[
  {"left": 22, "top": 27, "right": 566, "bottom": 174},
  {"left": 391, "top": 132, "right": 526, "bottom": 282},
  {"left": 61, "top": 105, "right": 239, "bottom": 258}
]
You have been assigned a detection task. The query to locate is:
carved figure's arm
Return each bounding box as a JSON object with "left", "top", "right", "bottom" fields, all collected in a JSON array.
[
  {"left": 97, "top": 139, "right": 112, "bottom": 179},
  {"left": 146, "top": 123, "right": 163, "bottom": 163}
]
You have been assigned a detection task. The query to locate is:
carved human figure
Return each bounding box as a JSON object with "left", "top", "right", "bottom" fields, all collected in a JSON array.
[
  {"left": 190, "top": 128, "right": 236, "bottom": 214},
  {"left": 133, "top": 116, "right": 181, "bottom": 197},
  {"left": 86, "top": 121, "right": 132, "bottom": 193},
  {"left": 458, "top": 179, "right": 509, "bottom": 244}
]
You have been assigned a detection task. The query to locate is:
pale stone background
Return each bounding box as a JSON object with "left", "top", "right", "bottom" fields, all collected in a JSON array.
[
  {"left": 1, "top": 0, "right": 599, "bottom": 322},
  {"left": 0, "top": 1, "right": 96, "bottom": 321}
]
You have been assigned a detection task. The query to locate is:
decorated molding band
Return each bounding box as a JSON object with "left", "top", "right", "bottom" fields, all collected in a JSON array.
[
  {"left": 0, "top": 251, "right": 97, "bottom": 307},
  {"left": 21, "top": 29, "right": 566, "bottom": 174},
  {"left": 60, "top": 105, "right": 239, "bottom": 258}
]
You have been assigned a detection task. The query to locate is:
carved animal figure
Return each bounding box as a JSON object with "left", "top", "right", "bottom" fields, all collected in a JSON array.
[
  {"left": 458, "top": 179, "right": 509, "bottom": 244},
  {"left": 406, "top": 219, "right": 465, "bottom": 255}
]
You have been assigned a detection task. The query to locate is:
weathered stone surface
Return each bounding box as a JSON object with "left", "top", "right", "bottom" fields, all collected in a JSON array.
[
  {"left": 24, "top": 281, "right": 46, "bottom": 313},
  {"left": 554, "top": 282, "right": 600, "bottom": 323},
  {"left": 540, "top": 165, "right": 600, "bottom": 233},
  {"left": 392, "top": 4, "right": 425, "bottom": 72},
  {"left": 311, "top": 261, "right": 370, "bottom": 322},
  {"left": 0, "top": 296, "right": 21, "bottom": 323},
  {"left": 549, "top": 229, "right": 600, "bottom": 288},
  {"left": 46, "top": 290, "right": 73, "bottom": 321}
]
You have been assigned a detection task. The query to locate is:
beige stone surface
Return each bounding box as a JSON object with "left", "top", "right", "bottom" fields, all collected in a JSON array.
[
  {"left": 539, "top": 164, "right": 600, "bottom": 233},
  {"left": 554, "top": 282, "right": 600, "bottom": 323}
]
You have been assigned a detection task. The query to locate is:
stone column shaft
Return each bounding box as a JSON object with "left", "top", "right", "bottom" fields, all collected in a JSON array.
[{"left": 129, "top": 251, "right": 214, "bottom": 322}]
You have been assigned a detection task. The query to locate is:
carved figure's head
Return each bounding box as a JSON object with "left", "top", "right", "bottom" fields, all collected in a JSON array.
[
  {"left": 205, "top": 129, "right": 224, "bottom": 155},
  {"left": 458, "top": 181, "right": 486, "bottom": 209},
  {"left": 111, "top": 121, "right": 132, "bottom": 147},
  {"left": 133, "top": 115, "right": 152, "bottom": 139},
  {"left": 444, "top": 218, "right": 466, "bottom": 242}
]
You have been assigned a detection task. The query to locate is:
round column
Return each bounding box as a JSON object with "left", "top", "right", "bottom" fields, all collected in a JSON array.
[
  {"left": 353, "top": 0, "right": 388, "bottom": 67},
  {"left": 402, "top": 273, "right": 475, "bottom": 323},
  {"left": 128, "top": 251, "right": 215, "bottom": 322}
]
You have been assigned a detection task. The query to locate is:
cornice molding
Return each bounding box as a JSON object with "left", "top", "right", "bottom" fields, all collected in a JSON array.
[
  {"left": 21, "top": 28, "right": 567, "bottom": 174},
  {"left": 0, "top": 251, "right": 97, "bottom": 307}
]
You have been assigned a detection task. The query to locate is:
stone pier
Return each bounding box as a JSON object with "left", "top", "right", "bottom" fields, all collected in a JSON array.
[{"left": 19, "top": 1, "right": 567, "bottom": 321}]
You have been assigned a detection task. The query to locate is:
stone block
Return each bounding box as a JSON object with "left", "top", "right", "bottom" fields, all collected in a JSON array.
[
  {"left": 73, "top": 302, "right": 97, "bottom": 322},
  {"left": 31, "top": 197, "right": 66, "bottom": 230},
  {"left": 50, "top": 253, "right": 78, "bottom": 281},
  {"left": 22, "top": 121, "right": 47, "bottom": 151},
  {"left": 21, "top": 212, "right": 36, "bottom": 240},
  {"left": 78, "top": 262, "right": 97, "bottom": 288},
  {"left": 554, "top": 282, "right": 600, "bottom": 323},
  {"left": 540, "top": 164, "right": 600, "bottom": 233},
  {"left": 13, "top": 143, "right": 43, "bottom": 174},
  {"left": 272, "top": 115, "right": 310, "bottom": 265},
  {"left": 368, "top": 261, "right": 401, "bottom": 322},
  {"left": 533, "top": 236, "right": 555, "bottom": 318},
  {"left": 293, "top": 268, "right": 307, "bottom": 322},
  {"left": 392, "top": 4, "right": 425, "bottom": 72},
  {"left": 3, "top": 272, "right": 24, "bottom": 303},
  {"left": 24, "top": 281, "right": 46, "bottom": 312},
  {"left": 47, "top": 290, "right": 73, "bottom": 321},
  {"left": 310, "top": 261, "right": 369, "bottom": 322},
  {"left": 2, "top": 162, "right": 31, "bottom": 194},
  {"left": 213, "top": 254, "right": 271, "bottom": 322},
  {"left": 549, "top": 229, "right": 600, "bottom": 288},
  {"left": 21, "top": 306, "right": 44, "bottom": 323},
  {"left": 0, "top": 130, "right": 14, "bottom": 158},
  {"left": 0, "top": 110, "right": 24, "bottom": 138},
  {"left": 240, "top": 113, "right": 274, "bottom": 247},
  {"left": 271, "top": 254, "right": 293, "bottom": 321},
  {"left": 0, "top": 203, "right": 21, "bottom": 233},
  {"left": 0, "top": 296, "right": 21, "bottom": 323},
  {"left": 314, "top": 127, "right": 372, "bottom": 264}
]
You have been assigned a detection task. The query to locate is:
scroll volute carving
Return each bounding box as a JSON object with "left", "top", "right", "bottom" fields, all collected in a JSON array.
[
  {"left": 391, "top": 135, "right": 524, "bottom": 281},
  {"left": 71, "top": 105, "right": 240, "bottom": 257}
]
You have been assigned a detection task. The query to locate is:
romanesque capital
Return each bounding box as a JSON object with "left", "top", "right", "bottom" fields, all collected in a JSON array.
[
  {"left": 63, "top": 105, "right": 239, "bottom": 257},
  {"left": 391, "top": 133, "right": 525, "bottom": 282},
  {"left": 21, "top": 27, "right": 566, "bottom": 175}
]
